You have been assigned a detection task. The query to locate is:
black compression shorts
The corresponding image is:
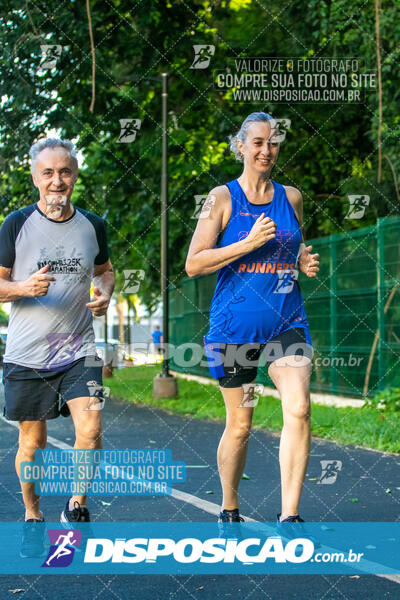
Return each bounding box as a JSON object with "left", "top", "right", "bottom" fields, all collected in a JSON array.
[{"left": 204, "top": 327, "right": 313, "bottom": 388}]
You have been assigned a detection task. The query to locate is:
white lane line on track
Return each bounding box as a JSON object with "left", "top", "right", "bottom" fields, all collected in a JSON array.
[
  {"left": 0, "top": 416, "right": 244, "bottom": 519},
  {"left": 170, "top": 487, "right": 257, "bottom": 521},
  {"left": 1, "top": 415, "right": 399, "bottom": 584}
]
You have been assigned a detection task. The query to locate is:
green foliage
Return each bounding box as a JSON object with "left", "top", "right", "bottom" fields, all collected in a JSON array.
[
  {"left": 0, "top": 305, "right": 8, "bottom": 325},
  {"left": 0, "top": 0, "right": 399, "bottom": 310},
  {"left": 365, "top": 387, "right": 400, "bottom": 412}
]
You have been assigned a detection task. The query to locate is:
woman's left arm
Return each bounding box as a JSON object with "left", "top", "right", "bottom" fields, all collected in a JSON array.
[{"left": 284, "top": 186, "right": 320, "bottom": 278}]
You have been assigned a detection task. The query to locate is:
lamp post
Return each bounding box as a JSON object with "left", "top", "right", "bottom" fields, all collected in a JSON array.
[
  {"left": 160, "top": 72, "right": 169, "bottom": 376},
  {"left": 117, "top": 71, "right": 177, "bottom": 397},
  {"left": 154, "top": 72, "right": 178, "bottom": 397}
]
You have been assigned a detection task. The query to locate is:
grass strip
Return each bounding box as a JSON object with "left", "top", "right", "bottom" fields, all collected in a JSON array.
[{"left": 106, "top": 365, "right": 400, "bottom": 454}]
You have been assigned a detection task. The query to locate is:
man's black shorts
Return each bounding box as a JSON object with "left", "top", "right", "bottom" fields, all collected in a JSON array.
[
  {"left": 2, "top": 355, "right": 104, "bottom": 421},
  {"left": 204, "top": 327, "right": 313, "bottom": 388}
]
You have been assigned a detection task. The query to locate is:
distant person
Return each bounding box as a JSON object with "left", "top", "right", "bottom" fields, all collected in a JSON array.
[
  {"left": 0, "top": 138, "right": 114, "bottom": 556},
  {"left": 150, "top": 325, "right": 163, "bottom": 355}
]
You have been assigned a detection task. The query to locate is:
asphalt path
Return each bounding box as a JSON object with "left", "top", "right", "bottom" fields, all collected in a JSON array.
[{"left": 0, "top": 373, "right": 399, "bottom": 599}]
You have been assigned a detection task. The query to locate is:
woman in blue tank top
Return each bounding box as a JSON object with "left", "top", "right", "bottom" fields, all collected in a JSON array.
[{"left": 186, "top": 112, "right": 320, "bottom": 534}]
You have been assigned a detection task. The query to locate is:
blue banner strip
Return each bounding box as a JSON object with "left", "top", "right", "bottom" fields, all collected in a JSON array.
[{"left": 2, "top": 522, "right": 399, "bottom": 574}]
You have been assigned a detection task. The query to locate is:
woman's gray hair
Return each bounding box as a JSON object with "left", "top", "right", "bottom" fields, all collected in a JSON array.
[
  {"left": 29, "top": 138, "right": 78, "bottom": 173},
  {"left": 229, "top": 112, "right": 274, "bottom": 162}
]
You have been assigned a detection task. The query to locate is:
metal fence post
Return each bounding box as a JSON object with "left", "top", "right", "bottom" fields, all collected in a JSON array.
[
  {"left": 329, "top": 236, "right": 338, "bottom": 395},
  {"left": 376, "top": 218, "right": 385, "bottom": 390}
]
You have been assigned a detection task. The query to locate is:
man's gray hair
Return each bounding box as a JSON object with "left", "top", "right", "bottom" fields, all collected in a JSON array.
[
  {"left": 229, "top": 112, "right": 274, "bottom": 162},
  {"left": 29, "top": 138, "right": 78, "bottom": 173}
]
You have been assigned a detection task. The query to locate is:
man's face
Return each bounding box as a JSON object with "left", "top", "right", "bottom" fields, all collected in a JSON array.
[{"left": 32, "top": 147, "right": 78, "bottom": 218}]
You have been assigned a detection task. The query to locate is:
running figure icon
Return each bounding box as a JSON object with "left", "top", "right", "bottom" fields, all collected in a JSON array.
[
  {"left": 45, "top": 531, "right": 77, "bottom": 566},
  {"left": 42, "top": 529, "right": 82, "bottom": 568}
]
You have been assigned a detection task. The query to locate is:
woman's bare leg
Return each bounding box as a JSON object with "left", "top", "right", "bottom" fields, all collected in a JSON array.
[
  {"left": 268, "top": 358, "right": 312, "bottom": 520},
  {"left": 217, "top": 384, "right": 254, "bottom": 510}
]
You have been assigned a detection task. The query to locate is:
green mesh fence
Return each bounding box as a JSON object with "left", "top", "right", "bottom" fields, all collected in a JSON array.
[{"left": 169, "top": 216, "right": 400, "bottom": 398}]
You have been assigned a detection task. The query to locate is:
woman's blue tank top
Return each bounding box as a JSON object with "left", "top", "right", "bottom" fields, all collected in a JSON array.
[{"left": 204, "top": 178, "right": 311, "bottom": 345}]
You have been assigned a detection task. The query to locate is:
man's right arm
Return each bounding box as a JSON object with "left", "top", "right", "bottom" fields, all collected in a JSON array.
[
  {"left": 0, "top": 213, "right": 23, "bottom": 301},
  {"left": 0, "top": 265, "right": 55, "bottom": 302},
  {"left": 0, "top": 211, "right": 54, "bottom": 301},
  {"left": 0, "top": 267, "right": 26, "bottom": 301},
  {"left": 0, "top": 212, "right": 21, "bottom": 300}
]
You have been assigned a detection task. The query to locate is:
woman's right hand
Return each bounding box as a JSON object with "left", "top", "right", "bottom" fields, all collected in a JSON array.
[{"left": 244, "top": 213, "right": 277, "bottom": 251}]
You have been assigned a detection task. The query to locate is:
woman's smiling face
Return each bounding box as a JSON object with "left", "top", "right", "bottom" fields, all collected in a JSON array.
[{"left": 237, "top": 120, "right": 280, "bottom": 173}]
